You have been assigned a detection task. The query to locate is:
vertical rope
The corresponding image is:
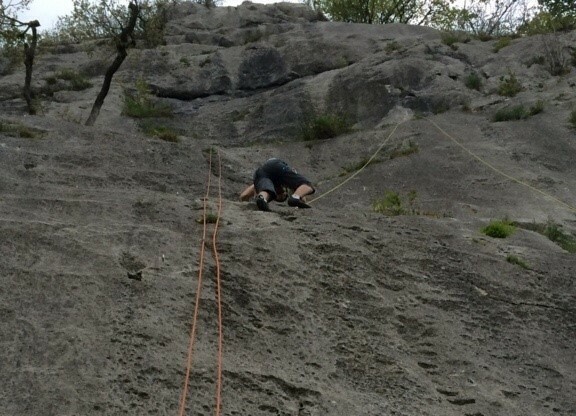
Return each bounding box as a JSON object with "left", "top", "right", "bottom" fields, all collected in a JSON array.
[
  {"left": 178, "top": 151, "right": 213, "bottom": 416},
  {"left": 213, "top": 149, "right": 224, "bottom": 416}
]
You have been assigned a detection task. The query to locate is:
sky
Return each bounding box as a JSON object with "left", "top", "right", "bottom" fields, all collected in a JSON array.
[
  {"left": 17, "top": 0, "right": 302, "bottom": 31},
  {"left": 17, "top": 0, "right": 539, "bottom": 32}
]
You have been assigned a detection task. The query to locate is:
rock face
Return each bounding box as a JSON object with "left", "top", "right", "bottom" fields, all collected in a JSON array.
[{"left": 1, "top": 2, "right": 576, "bottom": 416}]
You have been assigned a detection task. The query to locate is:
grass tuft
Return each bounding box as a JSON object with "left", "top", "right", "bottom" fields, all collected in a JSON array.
[
  {"left": 464, "top": 72, "right": 482, "bottom": 91},
  {"left": 482, "top": 219, "right": 516, "bottom": 238},
  {"left": 141, "top": 122, "right": 179, "bottom": 142},
  {"left": 493, "top": 101, "right": 544, "bottom": 122},
  {"left": 493, "top": 37, "right": 512, "bottom": 53},
  {"left": 569, "top": 109, "right": 576, "bottom": 129},
  {"left": 372, "top": 190, "right": 431, "bottom": 216},
  {"left": 299, "top": 113, "right": 352, "bottom": 141},
  {"left": 0, "top": 121, "right": 38, "bottom": 138},
  {"left": 498, "top": 70, "right": 522, "bottom": 97},
  {"left": 506, "top": 255, "right": 530, "bottom": 269},
  {"left": 55, "top": 69, "right": 92, "bottom": 91},
  {"left": 122, "top": 79, "right": 173, "bottom": 118},
  {"left": 542, "top": 221, "right": 576, "bottom": 253}
]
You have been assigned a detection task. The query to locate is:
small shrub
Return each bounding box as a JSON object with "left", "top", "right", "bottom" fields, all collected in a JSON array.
[
  {"left": 515, "top": 220, "right": 576, "bottom": 253},
  {"left": 197, "top": 212, "right": 219, "bottom": 224},
  {"left": 493, "top": 101, "right": 543, "bottom": 122},
  {"left": 526, "top": 56, "right": 546, "bottom": 67},
  {"left": 506, "top": 255, "right": 530, "bottom": 269},
  {"left": 543, "top": 221, "right": 576, "bottom": 253},
  {"left": 373, "top": 190, "right": 421, "bottom": 216},
  {"left": 299, "top": 113, "right": 351, "bottom": 141},
  {"left": 569, "top": 109, "right": 576, "bottom": 129},
  {"left": 389, "top": 140, "right": 419, "bottom": 159},
  {"left": 498, "top": 71, "right": 522, "bottom": 97},
  {"left": 55, "top": 69, "right": 92, "bottom": 91},
  {"left": 476, "top": 33, "right": 493, "bottom": 42},
  {"left": 431, "top": 98, "right": 451, "bottom": 114},
  {"left": 231, "top": 109, "right": 250, "bottom": 122},
  {"left": 541, "top": 33, "right": 572, "bottom": 76},
  {"left": 142, "top": 123, "right": 179, "bottom": 142},
  {"left": 385, "top": 41, "right": 401, "bottom": 53},
  {"left": 441, "top": 32, "right": 460, "bottom": 49},
  {"left": 340, "top": 157, "right": 381, "bottom": 176},
  {"left": 244, "top": 29, "right": 264, "bottom": 44},
  {"left": 122, "top": 79, "right": 173, "bottom": 118},
  {"left": 205, "top": 213, "right": 219, "bottom": 224},
  {"left": 493, "top": 105, "right": 529, "bottom": 122},
  {"left": 493, "top": 37, "right": 512, "bottom": 53},
  {"left": 465, "top": 72, "right": 482, "bottom": 91},
  {"left": 0, "top": 121, "right": 37, "bottom": 138},
  {"left": 529, "top": 100, "right": 544, "bottom": 116},
  {"left": 373, "top": 191, "right": 405, "bottom": 216},
  {"left": 482, "top": 219, "right": 516, "bottom": 238}
]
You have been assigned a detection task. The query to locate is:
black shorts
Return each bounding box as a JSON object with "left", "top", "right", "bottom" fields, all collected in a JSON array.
[{"left": 253, "top": 158, "right": 314, "bottom": 200}]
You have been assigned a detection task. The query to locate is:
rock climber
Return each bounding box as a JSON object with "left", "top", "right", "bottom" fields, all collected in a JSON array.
[{"left": 239, "top": 158, "right": 315, "bottom": 211}]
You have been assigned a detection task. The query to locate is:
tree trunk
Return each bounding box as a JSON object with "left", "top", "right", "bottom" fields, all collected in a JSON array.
[
  {"left": 23, "top": 20, "right": 40, "bottom": 115},
  {"left": 85, "top": 2, "right": 139, "bottom": 126}
]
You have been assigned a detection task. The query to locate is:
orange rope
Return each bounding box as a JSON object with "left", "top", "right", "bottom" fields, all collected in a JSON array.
[
  {"left": 178, "top": 149, "right": 225, "bottom": 416},
  {"left": 177, "top": 151, "right": 212, "bottom": 416},
  {"left": 212, "top": 149, "right": 224, "bottom": 416}
]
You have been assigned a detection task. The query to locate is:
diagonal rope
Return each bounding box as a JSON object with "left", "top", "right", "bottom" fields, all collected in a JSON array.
[
  {"left": 425, "top": 117, "right": 576, "bottom": 214},
  {"left": 308, "top": 123, "right": 403, "bottom": 205}
]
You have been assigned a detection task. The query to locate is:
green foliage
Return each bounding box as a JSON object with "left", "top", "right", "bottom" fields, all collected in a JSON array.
[
  {"left": 464, "top": 72, "right": 482, "bottom": 91},
  {"left": 299, "top": 113, "right": 351, "bottom": 141},
  {"left": 440, "top": 31, "right": 460, "bottom": 49},
  {"left": 541, "top": 35, "right": 572, "bottom": 76},
  {"left": 526, "top": 55, "right": 546, "bottom": 67},
  {"left": 385, "top": 41, "right": 401, "bottom": 53},
  {"left": 340, "top": 157, "right": 381, "bottom": 176},
  {"left": 506, "top": 255, "right": 530, "bottom": 269},
  {"left": 538, "top": 0, "right": 576, "bottom": 20},
  {"left": 530, "top": 100, "right": 545, "bottom": 115},
  {"left": 373, "top": 190, "right": 420, "bottom": 216},
  {"left": 497, "top": 71, "right": 522, "bottom": 97},
  {"left": 0, "top": 0, "right": 35, "bottom": 72},
  {"left": 492, "top": 101, "right": 544, "bottom": 122},
  {"left": 515, "top": 219, "right": 576, "bottom": 253},
  {"left": 307, "top": 0, "right": 532, "bottom": 34},
  {"left": 482, "top": 219, "right": 516, "bottom": 238},
  {"left": 141, "top": 122, "right": 179, "bottom": 142},
  {"left": 0, "top": 120, "right": 38, "bottom": 138},
  {"left": 122, "top": 78, "right": 173, "bottom": 118},
  {"left": 313, "top": 0, "right": 423, "bottom": 24},
  {"left": 569, "top": 108, "right": 576, "bottom": 129},
  {"left": 493, "top": 106, "right": 528, "bottom": 121},
  {"left": 373, "top": 191, "right": 405, "bottom": 216},
  {"left": 542, "top": 220, "right": 576, "bottom": 252},
  {"left": 196, "top": 212, "right": 219, "bottom": 224},
  {"left": 52, "top": 0, "right": 177, "bottom": 46},
  {"left": 389, "top": 139, "right": 419, "bottom": 159},
  {"left": 55, "top": 69, "right": 93, "bottom": 91},
  {"left": 519, "top": 11, "right": 576, "bottom": 35},
  {"left": 493, "top": 36, "right": 512, "bottom": 53}
]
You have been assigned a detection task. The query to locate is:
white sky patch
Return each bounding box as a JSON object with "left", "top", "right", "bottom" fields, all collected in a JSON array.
[
  {"left": 17, "top": 0, "right": 302, "bottom": 31},
  {"left": 18, "top": 0, "right": 540, "bottom": 32}
]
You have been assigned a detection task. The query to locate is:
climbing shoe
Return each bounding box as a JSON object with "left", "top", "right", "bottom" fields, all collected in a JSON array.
[
  {"left": 287, "top": 195, "right": 311, "bottom": 209},
  {"left": 256, "top": 194, "right": 270, "bottom": 211}
]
